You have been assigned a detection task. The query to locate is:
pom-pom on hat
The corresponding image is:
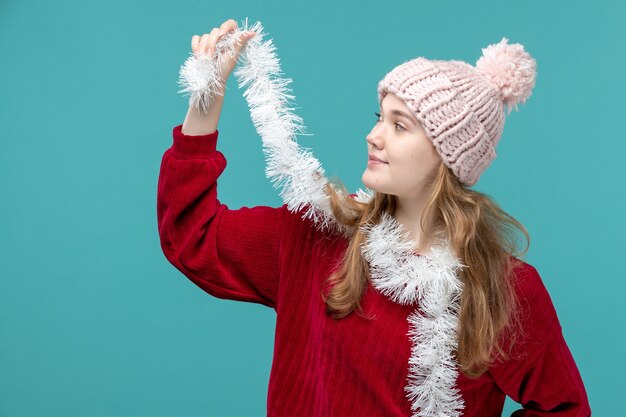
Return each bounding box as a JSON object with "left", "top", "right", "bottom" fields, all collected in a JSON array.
[{"left": 377, "top": 37, "right": 537, "bottom": 186}]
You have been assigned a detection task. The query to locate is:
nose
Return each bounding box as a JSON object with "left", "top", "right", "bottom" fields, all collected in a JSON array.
[{"left": 366, "top": 125, "right": 384, "bottom": 150}]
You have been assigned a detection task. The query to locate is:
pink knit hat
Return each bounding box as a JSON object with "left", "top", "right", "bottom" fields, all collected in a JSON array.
[{"left": 377, "top": 37, "right": 537, "bottom": 186}]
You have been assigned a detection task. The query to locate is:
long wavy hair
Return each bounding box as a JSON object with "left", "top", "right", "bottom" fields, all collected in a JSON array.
[{"left": 319, "top": 159, "right": 529, "bottom": 378}]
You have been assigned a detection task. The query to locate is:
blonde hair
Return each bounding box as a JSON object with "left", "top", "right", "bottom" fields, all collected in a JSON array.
[{"left": 319, "top": 161, "right": 528, "bottom": 378}]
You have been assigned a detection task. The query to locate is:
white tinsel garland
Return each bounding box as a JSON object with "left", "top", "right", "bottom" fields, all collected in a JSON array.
[
  {"left": 177, "top": 18, "right": 467, "bottom": 417},
  {"left": 360, "top": 212, "right": 467, "bottom": 416},
  {"left": 177, "top": 18, "right": 354, "bottom": 236}
]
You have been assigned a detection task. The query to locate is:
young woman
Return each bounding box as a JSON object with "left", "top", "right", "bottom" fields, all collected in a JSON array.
[{"left": 158, "top": 19, "right": 591, "bottom": 417}]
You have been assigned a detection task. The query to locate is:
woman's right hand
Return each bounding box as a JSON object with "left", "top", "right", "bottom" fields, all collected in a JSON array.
[{"left": 191, "top": 19, "right": 257, "bottom": 87}]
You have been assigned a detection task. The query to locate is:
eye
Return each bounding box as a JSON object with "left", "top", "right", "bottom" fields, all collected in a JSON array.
[{"left": 374, "top": 112, "right": 406, "bottom": 131}]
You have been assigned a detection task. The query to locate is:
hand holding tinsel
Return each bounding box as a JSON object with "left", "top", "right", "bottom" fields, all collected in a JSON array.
[{"left": 177, "top": 20, "right": 257, "bottom": 113}]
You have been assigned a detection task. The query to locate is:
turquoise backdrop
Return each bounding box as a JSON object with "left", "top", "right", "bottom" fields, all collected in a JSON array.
[{"left": 1, "top": 0, "right": 623, "bottom": 415}]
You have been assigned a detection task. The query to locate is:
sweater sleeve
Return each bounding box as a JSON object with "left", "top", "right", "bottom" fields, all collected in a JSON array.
[
  {"left": 487, "top": 263, "right": 591, "bottom": 416},
  {"left": 157, "top": 124, "right": 288, "bottom": 309}
]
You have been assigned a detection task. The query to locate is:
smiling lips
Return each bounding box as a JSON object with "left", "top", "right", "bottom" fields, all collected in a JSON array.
[{"left": 368, "top": 154, "right": 388, "bottom": 164}]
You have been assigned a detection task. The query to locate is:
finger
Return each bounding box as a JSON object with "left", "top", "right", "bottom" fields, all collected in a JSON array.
[
  {"left": 199, "top": 33, "right": 210, "bottom": 54},
  {"left": 234, "top": 30, "right": 256, "bottom": 50},
  {"left": 218, "top": 19, "right": 238, "bottom": 37},
  {"left": 207, "top": 27, "right": 220, "bottom": 55},
  {"left": 191, "top": 35, "right": 200, "bottom": 53}
]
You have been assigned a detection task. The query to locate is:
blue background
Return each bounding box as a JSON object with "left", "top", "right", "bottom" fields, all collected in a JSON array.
[{"left": 1, "top": 0, "right": 623, "bottom": 415}]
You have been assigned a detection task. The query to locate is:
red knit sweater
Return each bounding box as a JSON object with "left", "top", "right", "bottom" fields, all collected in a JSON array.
[{"left": 157, "top": 124, "right": 591, "bottom": 417}]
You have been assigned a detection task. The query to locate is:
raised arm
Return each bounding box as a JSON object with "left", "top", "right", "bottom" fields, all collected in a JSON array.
[{"left": 158, "top": 21, "right": 290, "bottom": 308}]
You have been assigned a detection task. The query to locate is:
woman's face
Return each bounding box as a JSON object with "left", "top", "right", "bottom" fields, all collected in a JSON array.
[{"left": 362, "top": 93, "right": 441, "bottom": 198}]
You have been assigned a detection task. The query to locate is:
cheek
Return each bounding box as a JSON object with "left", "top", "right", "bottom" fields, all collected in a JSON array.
[
  {"left": 389, "top": 145, "right": 435, "bottom": 178},
  {"left": 388, "top": 146, "right": 419, "bottom": 169}
]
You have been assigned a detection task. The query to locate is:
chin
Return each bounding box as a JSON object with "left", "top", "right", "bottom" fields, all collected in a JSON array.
[{"left": 361, "top": 171, "right": 387, "bottom": 194}]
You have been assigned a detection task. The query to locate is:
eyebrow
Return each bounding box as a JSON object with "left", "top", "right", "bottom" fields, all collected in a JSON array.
[{"left": 379, "top": 106, "right": 418, "bottom": 126}]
